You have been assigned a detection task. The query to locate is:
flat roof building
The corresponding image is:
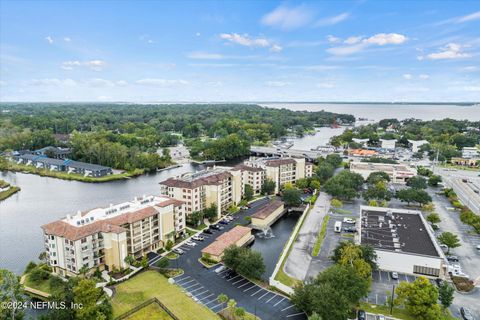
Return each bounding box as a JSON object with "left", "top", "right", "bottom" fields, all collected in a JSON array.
[
  {"left": 380, "top": 139, "right": 396, "bottom": 150},
  {"left": 350, "top": 161, "right": 417, "bottom": 184},
  {"left": 357, "top": 206, "right": 445, "bottom": 278},
  {"left": 42, "top": 195, "right": 185, "bottom": 277},
  {"left": 408, "top": 140, "right": 429, "bottom": 153}
]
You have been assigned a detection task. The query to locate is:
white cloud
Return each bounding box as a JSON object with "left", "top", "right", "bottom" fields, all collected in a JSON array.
[
  {"left": 456, "top": 11, "right": 480, "bottom": 23},
  {"left": 363, "top": 33, "right": 408, "bottom": 45},
  {"left": 45, "top": 36, "right": 54, "bottom": 44},
  {"left": 403, "top": 74, "right": 412, "bottom": 80},
  {"left": 219, "top": 33, "right": 282, "bottom": 52},
  {"left": 61, "top": 60, "right": 106, "bottom": 71},
  {"left": 85, "top": 78, "right": 115, "bottom": 87},
  {"left": 419, "top": 74, "right": 430, "bottom": 80},
  {"left": 460, "top": 66, "right": 479, "bottom": 73},
  {"left": 63, "top": 37, "right": 71, "bottom": 42},
  {"left": 135, "top": 78, "right": 189, "bottom": 86},
  {"left": 116, "top": 80, "right": 128, "bottom": 86},
  {"left": 315, "top": 12, "right": 350, "bottom": 27},
  {"left": 420, "top": 43, "right": 471, "bottom": 60},
  {"left": 139, "top": 34, "right": 155, "bottom": 44},
  {"left": 266, "top": 81, "right": 291, "bottom": 87},
  {"left": 327, "top": 33, "right": 408, "bottom": 56},
  {"left": 261, "top": 5, "right": 313, "bottom": 30},
  {"left": 327, "top": 35, "right": 341, "bottom": 43},
  {"left": 316, "top": 83, "right": 335, "bottom": 89},
  {"left": 344, "top": 36, "right": 362, "bottom": 45},
  {"left": 187, "top": 52, "right": 224, "bottom": 60},
  {"left": 196, "top": 32, "right": 201, "bottom": 37},
  {"left": 29, "top": 78, "right": 77, "bottom": 86},
  {"left": 449, "top": 85, "right": 480, "bottom": 92}
]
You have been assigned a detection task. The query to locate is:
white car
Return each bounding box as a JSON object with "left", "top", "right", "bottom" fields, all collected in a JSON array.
[
  {"left": 185, "top": 240, "right": 196, "bottom": 247},
  {"left": 343, "top": 218, "right": 356, "bottom": 224},
  {"left": 192, "top": 235, "right": 204, "bottom": 241}
]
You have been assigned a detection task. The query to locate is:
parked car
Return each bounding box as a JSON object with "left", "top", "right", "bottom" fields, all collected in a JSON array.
[
  {"left": 447, "top": 256, "right": 459, "bottom": 262},
  {"left": 390, "top": 272, "right": 399, "bottom": 280},
  {"left": 219, "top": 219, "right": 229, "bottom": 225},
  {"left": 172, "top": 248, "right": 184, "bottom": 255},
  {"left": 477, "top": 244, "right": 480, "bottom": 250},
  {"left": 225, "top": 216, "right": 235, "bottom": 221},
  {"left": 460, "top": 307, "right": 475, "bottom": 320},
  {"left": 343, "top": 218, "right": 356, "bottom": 224},
  {"left": 240, "top": 206, "right": 249, "bottom": 210},
  {"left": 225, "top": 270, "right": 237, "bottom": 279},
  {"left": 343, "top": 226, "right": 357, "bottom": 233},
  {"left": 435, "top": 278, "right": 443, "bottom": 287},
  {"left": 357, "top": 309, "right": 366, "bottom": 320},
  {"left": 214, "top": 265, "right": 226, "bottom": 274},
  {"left": 203, "top": 229, "right": 213, "bottom": 235},
  {"left": 211, "top": 224, "right": 224, "bottom": 230},
  {"left": 192, "top": 235, "right": 205, "bottom": 241},
  {"left": 185, "top": 240, "right": 196, "bottom": 247},
  {"left": 376, "top": 315, "right": 385, "bottom": 320}
]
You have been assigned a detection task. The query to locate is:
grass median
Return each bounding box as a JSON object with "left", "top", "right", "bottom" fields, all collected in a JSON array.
[
  {"left": 0, "top": 186, "right": 20, "bottom": 201},
  {"left": 312, "top": 215, "right": 330, "bottom": 256}
]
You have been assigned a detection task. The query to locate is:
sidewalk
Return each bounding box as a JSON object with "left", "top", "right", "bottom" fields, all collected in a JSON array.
[{"left": 283, "top": 192, "right": 330, "bottom": 281}]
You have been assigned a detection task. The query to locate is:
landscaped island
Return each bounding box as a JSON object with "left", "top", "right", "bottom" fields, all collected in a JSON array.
[{"left": 0, "top": 178, "right": 20, "bottom": 201}]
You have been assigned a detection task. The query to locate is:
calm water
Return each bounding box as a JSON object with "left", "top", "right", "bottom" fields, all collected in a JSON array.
[
  {"left": 0, "top": 164, "right": 203, "bottom": 274},
  {"left": 250, "top": 212, "right": 300, "bottom": 281},
  {"left": 263, "top": 103, "right": 480, "bottom": 121}
]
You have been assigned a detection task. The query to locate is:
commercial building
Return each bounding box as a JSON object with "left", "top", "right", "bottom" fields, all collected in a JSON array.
[
  {"left": 13, "top": 154, "right": 113, "bottom": 177},
  {"left": 352, "top": 138, "right": 369, "bottom": 147},
  {"left": 159, "top": 167, "right": 242, "bottom": 217},
  {"left": 347, "top": 149, "right": 379, "bottom": 158},
  {"left": 201, "top": 226, "right": 254, "bottom": 262},
  {"left": 244, "top": 157, "right": 313, "bottom": 193},
  {"left": 380, "top": 139, "right": 396, "bottom": 150},
  {"left": 357, "top": 206, "right": 445, "bottom": 278},
  {"left": 232, "top": 164, "right": 265, "bottom": 196},
  {"left": 451, "top": 157, "right": 479, "bottom": 167},
  {"left": 462, "top": 147, "right": 479, "bottom": 159},
  {"left": 41, "top": 195, "right": 186, "bottom": 276},
  {"left": 350, "top": 161, "right": 417, "bottom": 184},
  {"left": 250, "top": 200, "right": 285, "bottom": 230}
]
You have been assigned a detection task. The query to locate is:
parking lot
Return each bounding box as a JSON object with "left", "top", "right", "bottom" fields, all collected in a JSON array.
[
  {"left": 149, "top": 197, "right": 307, "bottom": 320},
  {"left": 366, "top": 270, "right": 420, "bottom": 306}
]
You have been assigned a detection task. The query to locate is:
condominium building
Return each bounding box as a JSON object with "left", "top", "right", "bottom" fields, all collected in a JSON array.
[
  {"left": 159, "top": 167, "right": 242, "bottom": 217},
  {"left": 244, "top": 157, "right": 313, "bottom": 193},
  {"left": 350, "top": 161, "right": 417, "bottom": 184},
  {"left": 41, "top": 195, "right": 185, "bottom": 276},
  {"left": 232, "top": 164, "right": 265, "bottom": 196}
]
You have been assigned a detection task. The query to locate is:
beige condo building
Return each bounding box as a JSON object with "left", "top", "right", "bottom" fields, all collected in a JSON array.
[
  {"left": 159, "top": 167, "right": 242, "bottom": 218},
  {"left": 41, "top": 195, "right": 185, "bottom": 277}
]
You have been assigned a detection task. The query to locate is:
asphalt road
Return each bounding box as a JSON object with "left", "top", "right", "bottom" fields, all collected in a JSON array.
[
  {"left": 149, "top": 197, "right": 307, "bottom": 320},
  {"left": 435, "top": 167, "right": 480, "bottom": 214}
]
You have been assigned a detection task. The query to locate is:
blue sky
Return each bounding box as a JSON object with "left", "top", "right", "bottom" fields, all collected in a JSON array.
[{"left": 0, "top": 0, "right": 479, "bottom": 102}]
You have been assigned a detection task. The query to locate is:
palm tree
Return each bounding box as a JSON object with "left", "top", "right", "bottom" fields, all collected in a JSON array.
[
  {"left": 234, "top": 307, "right": 246, "bottom": 320},
  {"left": 124, "top": 255, "right": 135, "bottom": 267},
  {"left": 227, "top": 299, "right": 237, "bottom": 319},
  {"left": 79, "top": 265, "right": 89, "bottom": 278},
  {"left": 217, "top": 293, "right": 228, "bottom": 312}
]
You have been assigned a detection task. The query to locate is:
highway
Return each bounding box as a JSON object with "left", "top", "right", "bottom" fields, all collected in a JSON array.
[
  {"left": 250, "top": 146, "right": 332, "bottom": 160},
  {"left": 434, "top": 167, "right": 480, "bottom": 214}
]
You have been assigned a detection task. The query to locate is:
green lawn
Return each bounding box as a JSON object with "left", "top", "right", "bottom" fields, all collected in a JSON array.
[
  {"left": 312, "top": 215, "right": 330, "bottom": 256},
  {"left": 125, "top": 302, "right": 173, "bottom": 320},
  {"left": 24, "top": 275, "right": 52, "bottom": 294},
  {"left": 0, "top": 186, "right": 20, "bottom": 201},
  {"left": 111, "top": 270, "right": 220, "bottom": 320}
]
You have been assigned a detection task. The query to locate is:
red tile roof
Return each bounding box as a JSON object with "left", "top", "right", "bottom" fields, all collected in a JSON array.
[
  {"left": 265, "top": 158, "right": 296, "bottom": 167},
  {"left": 201, "top": 226, "right": 252, "bottom": 257},
  {"left": 232, "top": 164, "right": 264, "bottom": 172},
  {"left": 251, "top": 200, "right": 284, "bottom": 220},
  {"left": 160, "top": 171, "right": 232, "bottom": 189}
]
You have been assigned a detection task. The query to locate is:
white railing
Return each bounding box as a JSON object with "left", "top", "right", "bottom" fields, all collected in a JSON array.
[{"left": 269, "top": 203, "right": 310, "bottom": 295}]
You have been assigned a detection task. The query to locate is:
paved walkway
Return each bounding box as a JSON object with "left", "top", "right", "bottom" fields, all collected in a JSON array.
[{"left": 283, "top": 192, "right": 330, "bottom": 280}]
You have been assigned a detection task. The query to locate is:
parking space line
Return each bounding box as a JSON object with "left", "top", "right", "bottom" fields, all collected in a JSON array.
[
  {"left": 281, "top": 305, "right": 295, "bottom": 312},
  {"left": 274, "top": 297, "right": 285, "bottom": 306},
  {"left": 190, "top": 286, "right": 205, "bottom": 293},
  {"left": 287, "top": 312, "right": 305, "bottom": 318},
  {"left": 204, "top": 298, "right": 219, "bottom": 306},
  {"left": 251, "top": 288, "right": 263, "bottom": 296},
  {"left": 195, "top": 290, "right": 209, "bottom": 297},
  {"left": 175, "top": 275, "right": 190, "bottom": 281},
  {"left": 211, "top": 303, "right": 223, "bottom": 311},
  {"left": 218, "top": 269, "right": 230, "bottom": 276},
  {"left": 178, "top": 279, "right": 195, "bottom": 286},
  {"left": 227, "top": 275, "right": 241, "bottom": 282},
  {"left": 184, "top": 283, "right": 201, "bottom": 290},
  {"left": 243, "top": 285, "right": 257, "bottom": 292},
  {"left": 237, "top": 282, "right": 251, "bottom": 288},
  {"left": 258, "top": 291, "right": 270, "bottom": 300},
  {"left": 198, "top": 293, "right": 214, "bottom": 302},
  {"left": 266, "top": 295, "right": 277, "bottom": 303},
  {"left": 232, "top": 278, "right": 246, "bottom": 285}
]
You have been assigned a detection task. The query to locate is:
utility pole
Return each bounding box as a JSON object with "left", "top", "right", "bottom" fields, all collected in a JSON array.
[{"left": 390, "top": 284, "right": 396, "bottom": 315}]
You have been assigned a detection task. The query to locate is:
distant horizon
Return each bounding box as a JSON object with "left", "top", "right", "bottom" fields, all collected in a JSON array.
[{"left": 0, "top": 101, "right": 478, "bottom": 105}]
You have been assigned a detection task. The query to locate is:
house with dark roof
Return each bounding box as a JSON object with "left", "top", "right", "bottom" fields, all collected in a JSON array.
[
  {"left": 357, "top": 206, "right": 445, "bottom": 278},
  {"left": 34, "top": 146, "right": 71, "bottom": 159}
]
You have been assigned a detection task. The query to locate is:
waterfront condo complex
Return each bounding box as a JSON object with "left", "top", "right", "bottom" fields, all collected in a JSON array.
[{"left": 41, "top": 195, "right": 185, "bottom": 276}]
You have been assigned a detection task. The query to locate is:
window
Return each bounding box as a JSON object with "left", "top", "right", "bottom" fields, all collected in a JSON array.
[
  {"left": 81, "top": 238, "right": 87, "bottom": 244},
  {"left": 413, "top": 265, "right": 440, "bottom": 277}
]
